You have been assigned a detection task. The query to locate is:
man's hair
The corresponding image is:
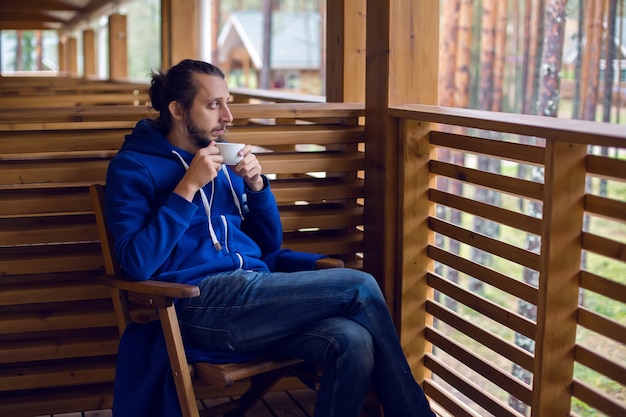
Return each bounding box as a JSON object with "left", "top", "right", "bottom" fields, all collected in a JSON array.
[{"left": 148, "top": 59, "right": 226, "bottom": 134}]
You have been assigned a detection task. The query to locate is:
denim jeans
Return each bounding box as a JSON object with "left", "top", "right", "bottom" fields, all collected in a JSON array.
[{"left": 177, "top": 268, "right": 435, "bottom": 417}]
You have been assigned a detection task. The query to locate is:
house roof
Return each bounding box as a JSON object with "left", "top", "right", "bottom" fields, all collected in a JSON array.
[{"left": 217, "top": 11, "right": 320, "bottom": 70}]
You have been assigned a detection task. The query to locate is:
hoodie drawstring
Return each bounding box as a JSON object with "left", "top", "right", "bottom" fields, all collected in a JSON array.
[
  {"left": 172, "top": 150, "right": 221, "bottom": 250},
  {"left": 171, "top": 150, "right": 244, "bottom": 251},
  {"left": 221, "top": 164, "right": 244, "bottom": 220}
]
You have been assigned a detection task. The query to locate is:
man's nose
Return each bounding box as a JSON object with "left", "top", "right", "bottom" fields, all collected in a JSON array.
[{"left": 221, "top": 106, "right": 233, "bottom": 123}]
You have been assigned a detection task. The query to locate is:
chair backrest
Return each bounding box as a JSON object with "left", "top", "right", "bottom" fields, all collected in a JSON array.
[
  {"left": 90, "top": 183, "right": 131, "bottom": 333},
  {"left": 90, "top": 183, "right": 121, "bottom": 276}
]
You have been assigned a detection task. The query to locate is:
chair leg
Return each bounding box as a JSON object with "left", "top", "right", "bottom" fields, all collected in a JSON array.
[{"left": 224, "top": 367, "right": 291, "bottom": 417}]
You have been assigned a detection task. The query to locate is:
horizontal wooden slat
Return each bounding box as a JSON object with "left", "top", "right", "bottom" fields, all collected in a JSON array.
[
  {"left": 0, "top": 243, "right": 103, "bottom": 275},
  {"left": 0, "top": 128, "right": 133, "bottom": 153},
  {"left": 430, "top": 160, "right": 544, "bottom": 202},
  {"left": 431, "top": 130, "right": 545, "bottom": 165},
  {"left": 228, "top": 124, "right": 363, "bottom": 147},
  {"left": 586, "top": 154, "right": 626, "bottom": 181},
  {"left": 259, "top": 152, "right": 364, "bottom": 175},
  {"left": 575, "top": 345, "right": 626, "bottom": 386},
  {"left": 282, "top": 232, "right": 363, "bottom": 256},
  {"left": 280, "top": 206, "right": 363, "bottom": 231},
  {"left": 423, "top": 379, "right": 478, "bottom": 417},
  {"left": 428, "top": 246, "right": 537, "bottom": 304},
  {"left": 427, "top": 273, "right": 536, "bottom": 339},
  {"left": 0, "top": 277, "right": 108, "bottom": 306},
  {"left": 0, "top": 186, "right": 92, "bottom": 216},
  {"left": 426, "top": 300, "right": 535, "bottom": 371},
  {"left": 429, "top": 217, "right": 541, "bottom": 270},
  {"left": 579, "top": 270, "right": 626, "bottom": 305},
  {"left": 0, "top": 356, "right": 117, "bottom": 391},
  {"left": 572, "top": 379, "right": 626, "bottom": 417},
  {"left": 271, "top": 178, "right": 364, "bottom": 203},
  {"left": 0, "top": 158, "right": 110, "bottom": 185},
  {"left": 429, "top": 188, "right": 542, "bottom": 235},
  {"left": 0, "top": 105, "right": 155, "bottom": 124},
  {"left": 0, "top": 300, "right": 115, "bottom": 335},
  {"left": 424, "top": 353, "right": 520, "bottom": 417},
  {"left": 0, "top": 382, "right": 114, "bottom": 417},
  {"left": 0, "top": 329, "right": 119, "bottom": 364},
  {"left": 584, "top": 194, "right": 626, "bottom": 223},
  {"left": 0, "top": 93, "right": 149, "bottom": 108},
  {"left": 577, "top": 306, "right": 626, "bottom": 346},
  {"left": 426, "top": 326, "right": 532, "bottom": 404},
  {"left": 0, "top": 214, "right": 97, "bottom": 246},
  {"left": 582, "top": 231, "right": 626, "bottom": 262}
]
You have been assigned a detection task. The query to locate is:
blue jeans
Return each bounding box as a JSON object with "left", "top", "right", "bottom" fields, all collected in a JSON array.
[{"left": 177, "top": 268, "right": 435, "bottom": 417}]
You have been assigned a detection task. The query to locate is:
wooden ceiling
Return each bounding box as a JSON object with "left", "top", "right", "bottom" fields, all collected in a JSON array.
[{"left": 0, "top": 0, "right": 119, "bottom": 33}]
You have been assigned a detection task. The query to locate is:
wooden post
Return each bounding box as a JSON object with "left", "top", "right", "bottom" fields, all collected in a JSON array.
[
  {"left": 67, "top": 36, "right": 78, "bottom": 76},
  {"left": 57, "top": 35, "right": 67, "bottom": 74},
  {"left": 108, "top": 13, "right": 128, "bottom": 80},
  {"left": 364, "top": 0, "right": 439, "bottom": 382},
  {"left": 161, "top": 0, "right": 198, "bottom": 69},
  {"left": 83, "top": 29, "right": 97, "bottom": 78},
  {"left": 325, "top": 0, "right": 366, "bottom": 102},
  {"left": 531, "top": 140, "right": 587, "bottom": 416}
]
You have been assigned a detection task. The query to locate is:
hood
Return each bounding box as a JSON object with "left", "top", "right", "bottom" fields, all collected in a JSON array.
[{"left": 120, "top": 119, "right": 195, "bottom": 162}]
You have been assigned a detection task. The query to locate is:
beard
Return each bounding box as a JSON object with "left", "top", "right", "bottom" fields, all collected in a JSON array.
[{"left": 184, "top": 115, "right": 226, "bottom": 148}]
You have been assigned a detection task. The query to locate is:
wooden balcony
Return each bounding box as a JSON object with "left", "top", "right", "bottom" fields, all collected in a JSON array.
[
  {"left": 1, "top": 0, "right": 625, "bottom": 415},
  {"left": 1, "top": 85, "right": 624, "bottom": 416}
]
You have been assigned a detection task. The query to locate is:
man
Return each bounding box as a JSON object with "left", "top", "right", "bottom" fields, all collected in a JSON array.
[{"left": 105, "top": 59, "right": 434, "bottom": 417}]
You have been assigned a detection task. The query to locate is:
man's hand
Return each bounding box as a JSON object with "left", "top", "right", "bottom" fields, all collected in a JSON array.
[
  {"left": 174, "top": 143, "right": 223, "bottom": 201},
  {"left": 231, "top": 145, "right": 264, "bottom": 191}
]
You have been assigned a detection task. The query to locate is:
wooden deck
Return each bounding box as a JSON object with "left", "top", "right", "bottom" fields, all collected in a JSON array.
[{"left": 36, "top": 388, "right": 380, "bottom": 417}]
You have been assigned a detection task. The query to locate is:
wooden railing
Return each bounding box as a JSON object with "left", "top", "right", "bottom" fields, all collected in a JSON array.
[
  {"left": 0, "top": 102, "right": 364, "bottom": 416},
  {"left": 2, "top": 79, "right": 624, "bottom": 417},
  {"left": 0, "top": 76, "right": 150, "bottom": 107},
  {"left": 390, "top": 104, "right": 626, "bottom": 417}
]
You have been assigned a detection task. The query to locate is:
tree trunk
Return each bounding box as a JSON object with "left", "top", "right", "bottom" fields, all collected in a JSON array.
[
  {"left": 454, "top": 0, "right": 473, "bottom": 108},
  {"left": 478, "top": 0, "right": 497, "bottom": 110},
  {"left": 603, "top": 0, "right": 618, "bottom": 123},
  {"left": 521, "top": 0, "right": 534, "bottom": 114},
  {"left": 572, "top": 0, "right": 585, "bottom": 119},
  {"left": 537, "top": 0, "right": 568, "bottom": 117},
  {"left": 439, "top": 0, "right": 461, "bottom": 107},
  {"left": 260, "top": 0, "right": 274, "bottom": 89},
  {"left": 493, "top": 0, "right": 508, "bottom": 111},
  {"left": 582, "top": 0, "right": 606, "bottom": 121},
  {"left": 524, "top": 0, "right": 547, "bottom": 115}
]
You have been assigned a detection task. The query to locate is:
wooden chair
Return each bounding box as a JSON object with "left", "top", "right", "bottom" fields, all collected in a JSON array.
[{"left": 89, "top": 184, "right": 343, "bottom": 417}]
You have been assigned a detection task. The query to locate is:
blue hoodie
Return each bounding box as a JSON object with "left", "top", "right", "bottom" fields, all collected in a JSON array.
[{"left": 104, "top": 119, "right": 283, "bottom": 285}]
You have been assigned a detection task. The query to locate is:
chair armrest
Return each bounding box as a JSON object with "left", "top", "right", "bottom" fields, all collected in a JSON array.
[
  {"left": 98, "top": 274, "right": 200, "bottom": 299},
  {"left": 314, "top": 257, "right": 345, "bottom": 269}
]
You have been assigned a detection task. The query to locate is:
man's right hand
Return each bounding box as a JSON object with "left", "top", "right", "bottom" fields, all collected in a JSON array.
[{"left": 174, "top": 143, "right": 224, "bottom": 201}]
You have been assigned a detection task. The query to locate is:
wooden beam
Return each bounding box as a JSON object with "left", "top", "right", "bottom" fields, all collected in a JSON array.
[
  {"left": 108, "top": 13, "right": 128, "bottom": 80},
  {"left": 161, "top": 0, "right": 198, "bottom": 69},
  {"left": 325, "top": 0, "right": 366, "bottom": 102},
  {"left": 83, "top": 29, "right": 97, "bottom": 78},
  {"left": 531, "top": 140, "right": 587, "bottom": 417},
  {"left": 67, "top": 36, "right": 78, "bottom": 76},
  {"left": 363, "top": 0, "right": 439, "bottom": 381}
]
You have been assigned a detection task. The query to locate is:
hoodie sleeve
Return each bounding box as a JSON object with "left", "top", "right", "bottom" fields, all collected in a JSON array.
[
  {"left": 104, "top": 154, "right": 198, "bottom": 281},
  {"left": 240, "top": 175, "right": 283, "bottom": 256}
]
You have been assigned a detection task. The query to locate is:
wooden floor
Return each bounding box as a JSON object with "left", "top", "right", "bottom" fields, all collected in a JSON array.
[{"left": 39, "top": 388, "right": 379, "bottom": 417}]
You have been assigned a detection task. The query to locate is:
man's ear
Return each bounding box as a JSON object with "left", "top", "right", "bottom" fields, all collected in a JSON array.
[{"left": 168, "top": 101, "right": 184, "bottom": 121}]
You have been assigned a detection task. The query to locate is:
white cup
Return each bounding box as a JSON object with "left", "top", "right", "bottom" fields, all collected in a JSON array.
[{"left": 216, "top": 142, "right": 245, "bottom": 165}]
